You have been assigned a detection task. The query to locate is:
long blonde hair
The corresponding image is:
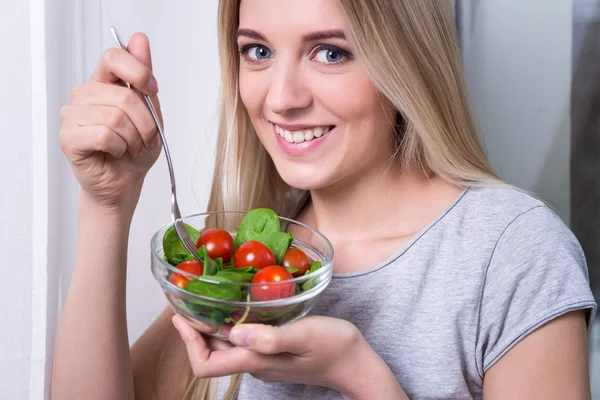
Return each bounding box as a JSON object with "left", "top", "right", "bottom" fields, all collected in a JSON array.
[{"left": 181, "top": 0, "right": 499, "bottom": 398}]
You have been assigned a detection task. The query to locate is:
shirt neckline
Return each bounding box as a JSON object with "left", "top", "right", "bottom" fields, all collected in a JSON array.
[{"left": 332, "top": 186, "right": 470, "bottom": 279}]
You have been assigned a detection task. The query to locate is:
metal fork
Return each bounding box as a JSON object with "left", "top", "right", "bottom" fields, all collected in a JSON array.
[{"left": 110, "top": 26, "right": 200, "bottom": 261}]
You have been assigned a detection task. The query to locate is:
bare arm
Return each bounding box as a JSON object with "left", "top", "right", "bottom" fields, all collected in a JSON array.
[
  {"left": 483, "top": 310, "right": 591, "bottom": 399},
  {"left": 51, "top": 194, "right": 138, "bottom": 400},
  {"left": 50, "top": 32, "right": 167, "bottom": 400},
  {"left": 131, "top": 307, "right": 191, "bottom": 400}
]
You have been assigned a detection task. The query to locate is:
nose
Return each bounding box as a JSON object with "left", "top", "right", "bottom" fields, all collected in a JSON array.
[{"left": 265, "top": 60, "right": 312, "bottom": 115}]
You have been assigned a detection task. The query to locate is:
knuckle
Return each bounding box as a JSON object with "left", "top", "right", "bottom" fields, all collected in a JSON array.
[
  {"left": 59, "top": 105, "right": 71, "bottom": 124},
  {"left": 141, "top": 120, "right": 157, "bottom": 139},
  {"left": 58, "top": 128, "right": 71, "bottom": 153},
  {"left": 120, "top": 89, "right": 139, "bottom": 109},
  {"left": 261, "top": 332, "right": 280, "bottom": 353},
  {"left": 69, "top": 84, "right": 85, "bottom": 103},
  {"left": 102, "top": 47, "right": 119, "bottom": 66},
  {"left": 105, "top": 109, "right": 124, "bottom": 130},
  {"left": 94, "top": 126, "right": 114, "bottom": 150}
]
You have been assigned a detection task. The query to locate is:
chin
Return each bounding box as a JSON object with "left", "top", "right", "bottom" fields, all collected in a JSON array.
[{"left": 273, "top": 163, "right": 333, "bottom": 191}]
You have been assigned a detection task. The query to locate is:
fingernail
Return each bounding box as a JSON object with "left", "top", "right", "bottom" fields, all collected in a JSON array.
[
  {"left": 147, "top": 76, "right": 158, "bottom": 94},
  {"left": 230, "top": 328, "right": 253, "bottom": 347},
  {"left": 172, "top": 316, "right": 195, "bottom": 341}
]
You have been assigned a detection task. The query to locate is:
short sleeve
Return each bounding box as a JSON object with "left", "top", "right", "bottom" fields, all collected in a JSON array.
[{"left": 476, "top": 205, "right": 597, "bottom": 375}]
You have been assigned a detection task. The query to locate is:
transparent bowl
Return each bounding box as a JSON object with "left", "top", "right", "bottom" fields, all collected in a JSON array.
[{"left": 151, "top": 211, "right": 334, "bottom": 340}]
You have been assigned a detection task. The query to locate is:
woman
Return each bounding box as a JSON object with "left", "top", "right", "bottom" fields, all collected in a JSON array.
[{"left": 51, "top": 0, "right": 597, "bottom": 399}]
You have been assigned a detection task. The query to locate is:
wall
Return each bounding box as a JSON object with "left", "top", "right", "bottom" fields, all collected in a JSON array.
[
  {"left": 462, "top": 0, "right": 573, "bottom": 222},
  {"left": 1, "top": 1, "right": 33, "bottom": 398}
]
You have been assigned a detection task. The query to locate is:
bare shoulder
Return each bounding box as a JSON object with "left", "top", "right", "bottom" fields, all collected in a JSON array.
[
  {"left": 483, "top": 310, "right": 591, "bottom": 399},
  {"left": 131, "top": 306, "right": 190, "bottom": 400}
]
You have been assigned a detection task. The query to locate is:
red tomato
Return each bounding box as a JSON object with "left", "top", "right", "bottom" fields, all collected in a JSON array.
[
  {"left": 233, "top": 240, "right": 276, "bottom": 270},
  {"left": 196, "top": 228, "right": 235, "bottom": 263},
  {"left": 281, "top": 248, "right": 311, "bottom": 277},
  {"left": 169, "top": 260, "right": 204, "bottom": 289},
  {"left": 250, "top": 265, "right": 295, "bottom": 301}
]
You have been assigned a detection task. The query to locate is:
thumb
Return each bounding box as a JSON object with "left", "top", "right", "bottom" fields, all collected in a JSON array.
[
  {"left": 229, "top": 323, "right": 308, "bottom": 355},
  {"left": 127, "top": 32, "right": 153, "bottom": 71}
]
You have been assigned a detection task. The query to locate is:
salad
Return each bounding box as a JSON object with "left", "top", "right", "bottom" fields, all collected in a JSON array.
[{"left": 162, "top": 208, "right": 323, "bottom": 326}]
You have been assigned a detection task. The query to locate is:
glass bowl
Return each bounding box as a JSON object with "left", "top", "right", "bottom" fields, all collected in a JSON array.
[{"left": 150, "top": 211, "right": 334, "bottom": 340}]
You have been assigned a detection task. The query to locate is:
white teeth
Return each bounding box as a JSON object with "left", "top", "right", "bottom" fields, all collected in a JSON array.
[
  {"left": 275, "top": 124, "right": 332, "bottom": 143},
  {"left": 284, "top": 131, "right": 294, "bottom": 143}
]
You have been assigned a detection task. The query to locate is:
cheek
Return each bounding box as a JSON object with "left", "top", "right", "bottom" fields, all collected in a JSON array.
[
  {"left": 315, "top": 73, "right": 391, "bottom": 132},
  {"left": 239, "top": 69, "right": 267, "bottom": 119}
]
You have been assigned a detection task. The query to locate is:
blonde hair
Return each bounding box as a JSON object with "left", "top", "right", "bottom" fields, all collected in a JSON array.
[{"left": 181, "top": 0, "right": 499, "bottom": 398}]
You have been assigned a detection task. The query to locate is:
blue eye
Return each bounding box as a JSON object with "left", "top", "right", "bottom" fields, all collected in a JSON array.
[
  {"left": 313, "top": 46, "right": 348, "bottom": 64},
  {"left": 242, "top": 45, "right": 272, "bottom": 61}
]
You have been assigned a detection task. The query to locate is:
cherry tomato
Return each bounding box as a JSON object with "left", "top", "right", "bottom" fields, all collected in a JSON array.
[
  {"left": 281, "top": 248, "right": 311, "bottom": 277},
  {"left": 234, "top": 240, "right": 276, "bottom": 270},
  {"left": 250, "top": 265, "right": 295, "bottom": 301},
  {"left": 168, "top": 260, "right": 204, "bottom": 289},
  {"left": 196, "top": 228, "right": 235, "bottom": 263}
]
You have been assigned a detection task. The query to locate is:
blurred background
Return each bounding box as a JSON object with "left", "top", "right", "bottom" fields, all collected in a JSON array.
[{"left": 1, "top": 0, "right": 599, "bottom": 398}]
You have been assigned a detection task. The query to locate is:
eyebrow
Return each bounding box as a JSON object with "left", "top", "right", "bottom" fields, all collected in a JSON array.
[{"left": 236, "top": 28, "right": 346, "bottom": 42}]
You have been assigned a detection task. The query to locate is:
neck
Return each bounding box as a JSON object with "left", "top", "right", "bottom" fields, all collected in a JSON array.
[{"left": 303, "top": 163, "right": 462, "bottom": 245}]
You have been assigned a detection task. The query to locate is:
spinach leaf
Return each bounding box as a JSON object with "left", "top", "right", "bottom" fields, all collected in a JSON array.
[
  {"left": 256, "top": 304, "right": 299, "bottom": 322},
  {"left": 261, "top": 232, "right": 294, "bottom": 264},
  {"left": 214, "top": 270, "right": 254, "bottom": 283},
  {"left": 308, "top": 261, "right": 322, "bottom": 273},
  {"left": 185, "top": 278, "right": 242, "bottom": 301},
  {"left": 163, "top": 224, "right": 201, "bottom": 266},
  {"left": 284, "top": 267, "right": 299, "bottom": 275},
  {"left": 234, "top": 208, "right": 281, "bottom": 248},
  {"left": 196, "top": 246, "right": 220, "bottom": 276},
  {"left": 301, "top": 261, "right": 323, "bottom": 291},
  {"left": 183, "top": 302, "right": 228, "bottom": 324}
]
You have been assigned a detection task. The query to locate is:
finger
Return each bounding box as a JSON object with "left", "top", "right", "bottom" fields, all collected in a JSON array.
[
  {"left": 172, "top": 315, "right": 272, "bottom": 378},
  {"left": 126, "top": 33, "right": 163, "bottom": 124},
  {"left": 91, "top": 41, "right": 157, "bottom": 96},
  {"left": 205, "top": 335, "right": 234, "bottom": 352},
  {"left": 127, "top": 32, "right": 153, "bottom": 71},
  {"left": 70, "top": 82, "right": 158, "bottom": 149},
  {"left": 59, "top": 125, "right": 127, "bottom": 160},
  {"left": 229, "top": 322, "right": 309, "bottom": 355},
  {"left": 60, "top": 104, "right": 143, "bottom": 157}
]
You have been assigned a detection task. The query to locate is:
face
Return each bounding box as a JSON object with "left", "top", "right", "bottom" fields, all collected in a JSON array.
[{"left": 238, "top": 0, "right": 397, "bottom": 191}]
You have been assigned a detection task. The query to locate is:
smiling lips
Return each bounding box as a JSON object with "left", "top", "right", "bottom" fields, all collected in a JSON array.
[{"left": 274, "top": 124, "right": 333, "bottom": 143}]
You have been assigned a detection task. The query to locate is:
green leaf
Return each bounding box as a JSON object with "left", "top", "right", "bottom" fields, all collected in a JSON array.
[
  {"left": 214, "top": 270, "right": 254, "bottom": 283},
  {"left": 234, "top": 208, "right": 281, "bottom": 248},
  {"left": 256, "top": 304, "right": 299, "bottom": 322},
  {"left": 185, "top": 278, "right": 243, "bottom": 301},
  {"left": 301, "top": 261, "right": 323, "bottom": 291},
  {"left": 261, "top": 232, "right": 293, "bottom": 264},
  {"left": 284, "top": 267, "right": 299, "bottom": 275},
  {"left": 163, "top": 224, "right": 201, "bottom": 266},
  {"left": 309, "top": 261, "right": 322, "bottom": 273},
  {"left": 183, "top": 302, "right": 227, "bottom": 325},
  {"left": 196, "top": 246, "right": 219, "bottom": 276}
]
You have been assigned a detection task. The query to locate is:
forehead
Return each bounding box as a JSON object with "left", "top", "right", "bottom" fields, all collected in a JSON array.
[{"left": 238, "top": 0, "right": 344, "bottom": 33}]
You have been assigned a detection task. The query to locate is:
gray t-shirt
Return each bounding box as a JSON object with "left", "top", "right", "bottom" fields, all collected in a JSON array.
[{"left": 217, "top": 185, "right": 597, "bottom": 399}]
